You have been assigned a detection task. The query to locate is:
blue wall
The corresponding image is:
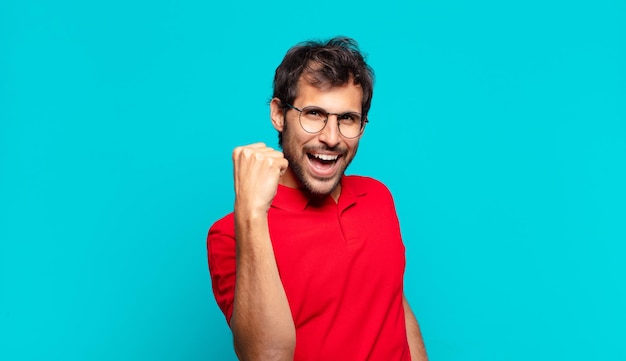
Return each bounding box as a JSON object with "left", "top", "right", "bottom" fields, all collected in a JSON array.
[{"left": 1, "top": 1, "right": 624, "bottom": 360}]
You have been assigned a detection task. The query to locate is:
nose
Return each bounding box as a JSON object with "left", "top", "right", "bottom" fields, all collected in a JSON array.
[{"left": 318, "top": 115, "right": 341, "bottom": 148}]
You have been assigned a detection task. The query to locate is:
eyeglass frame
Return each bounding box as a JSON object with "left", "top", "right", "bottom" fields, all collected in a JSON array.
[{"left": 285, "top": 103, "right": 368, "bottom": 139}]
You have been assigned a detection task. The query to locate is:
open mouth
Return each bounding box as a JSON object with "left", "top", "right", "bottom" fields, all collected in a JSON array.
[{"left": 307, "top": 152, "right": 341, "bottom": 176}]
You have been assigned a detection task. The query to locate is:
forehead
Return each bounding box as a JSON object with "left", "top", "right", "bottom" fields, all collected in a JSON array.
[{"left": 294, "top": 77, "right": 363, "bottom": 112}]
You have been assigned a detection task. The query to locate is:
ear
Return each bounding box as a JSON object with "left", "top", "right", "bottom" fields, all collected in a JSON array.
[{"left": 270, "top": 97, "right": 285, "bottom": 132}]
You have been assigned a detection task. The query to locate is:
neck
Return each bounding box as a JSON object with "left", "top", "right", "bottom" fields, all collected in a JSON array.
[{"left": 278, "top": 170, "right": 342, "bottom": 204}]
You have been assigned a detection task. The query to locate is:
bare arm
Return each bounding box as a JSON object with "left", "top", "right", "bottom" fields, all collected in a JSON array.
[
  {"left": 403, "top": 294, "right": 428, "bottom": 361},
  {"left": 230, "top": 143, "right": 295, "bottom": 360}
]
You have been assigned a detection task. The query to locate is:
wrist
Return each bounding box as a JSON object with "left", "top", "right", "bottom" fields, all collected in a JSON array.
[{"left": 235, "top": 199, "right": 269, "bottom": 216}]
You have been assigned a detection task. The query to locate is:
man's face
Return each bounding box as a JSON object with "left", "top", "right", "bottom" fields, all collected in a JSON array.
[{"left": 271, "top": 79, "right": 365, "bottom": 200}]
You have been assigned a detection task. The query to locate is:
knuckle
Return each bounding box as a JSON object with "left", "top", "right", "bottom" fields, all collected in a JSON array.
[
  {"left": 242, "top": 147, "right": 255, "bottom": 158},
  {"left": 233, "top": 145, "right": 245, "bottom": 156},
  {"left": 252, "top": 151, "right": 264, "bottom": 161}
]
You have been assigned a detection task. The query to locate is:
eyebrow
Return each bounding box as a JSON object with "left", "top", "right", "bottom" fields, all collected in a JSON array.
[{"left": 302, "top": 105, "right": 362, "bottom": 114}]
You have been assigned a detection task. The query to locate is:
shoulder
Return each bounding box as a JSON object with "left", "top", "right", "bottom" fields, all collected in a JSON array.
[
  {"left": 208, "top": 212, "right": 235, "bottom": 237},
  {"left": 207, "top": 212, "right": 236, "bottom": 254},
  {"left": 343, "top": 175, "right": 393, "bottom": 196}
]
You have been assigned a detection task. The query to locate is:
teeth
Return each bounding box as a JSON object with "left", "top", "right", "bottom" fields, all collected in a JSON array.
[{"left": 313, "top": 154, "right": 338, "bottom": 161}]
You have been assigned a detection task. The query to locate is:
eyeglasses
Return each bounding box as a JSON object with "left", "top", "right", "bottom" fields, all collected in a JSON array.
[{"left": 286, "top": 104, "right": 367, "bottom": 139}]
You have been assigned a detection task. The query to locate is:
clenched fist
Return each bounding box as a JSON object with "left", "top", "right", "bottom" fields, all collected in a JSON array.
[{"left": 232, "top": 142, "right": 289, "bottom": 217}]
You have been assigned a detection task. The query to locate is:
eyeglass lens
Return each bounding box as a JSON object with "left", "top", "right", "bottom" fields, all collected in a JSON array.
[{"left": 299, "top": 106, "right": 363, "bottom": 138}]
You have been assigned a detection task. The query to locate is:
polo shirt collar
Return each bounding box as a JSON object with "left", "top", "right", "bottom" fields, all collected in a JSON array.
[
  {"left": 271, "top": 177, "right": 368, "bottom": 212},
  {"left": 272, "top": 184, "right": 310, "bottom": 212}
]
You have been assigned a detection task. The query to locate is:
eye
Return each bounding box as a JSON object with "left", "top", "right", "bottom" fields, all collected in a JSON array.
[
  {"left": 339, "top": 113, "right": 361, "bottom": 124},
  {"left": 302, "top": 107, "right": 326, "bottom": 120}
]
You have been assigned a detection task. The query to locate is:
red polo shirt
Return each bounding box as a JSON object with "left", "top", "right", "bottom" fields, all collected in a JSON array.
[{"left": 208, "top": 175, "right": 410, "bottom": 360}]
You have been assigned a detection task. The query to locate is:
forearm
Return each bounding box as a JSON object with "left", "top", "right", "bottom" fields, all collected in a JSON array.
[
  {"left": 231, "top": 212, "right": 295, "bottom": 360},
  {"left": 403, "top": 295, "right": 428, "bottom": 361}
]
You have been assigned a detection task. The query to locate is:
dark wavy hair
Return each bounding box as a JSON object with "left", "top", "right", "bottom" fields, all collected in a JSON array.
[{"left": 272, "top": 36, "right": 375, "bottom": 146}]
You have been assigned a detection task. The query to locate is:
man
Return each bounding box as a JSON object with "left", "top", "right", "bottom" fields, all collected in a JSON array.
[{"left": 207, "top": 36, "right": 428, "bottom": 360}]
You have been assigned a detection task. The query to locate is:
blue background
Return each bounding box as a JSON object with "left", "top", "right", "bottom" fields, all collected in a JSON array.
[{"left": 1, "top": 0, "right": 625, "bottom": 360}]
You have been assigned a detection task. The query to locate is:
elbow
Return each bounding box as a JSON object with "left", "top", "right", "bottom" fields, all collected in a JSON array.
[
  {"left": 233, "top": 341, "right": 296, "bottom": 361},
  {"left": 231, "top": 325, "right": 296, "bottom": 361},
  {"left": 234, "top": 346, "right": 295, "bottom": 361}
]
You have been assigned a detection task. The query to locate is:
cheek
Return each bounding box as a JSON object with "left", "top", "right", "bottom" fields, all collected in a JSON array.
[
  {"left": 285, "top": 127, "right": 317, "bottom": 148},
  {"left": 282, "top": 126, "right": 306, "bottom": 154},
  {"left": 347, "top": 140, "right": 360, "bottom": 154}
]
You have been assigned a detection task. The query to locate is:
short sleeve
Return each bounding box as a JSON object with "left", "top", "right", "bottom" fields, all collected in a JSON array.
[{"left": 207, "top": 214, "right": 236, "bottom": 324}]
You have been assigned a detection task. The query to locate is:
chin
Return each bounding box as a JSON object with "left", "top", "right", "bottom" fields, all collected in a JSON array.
[{"left": 304, "top": 176, "right": 342, "bottom": 197}]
